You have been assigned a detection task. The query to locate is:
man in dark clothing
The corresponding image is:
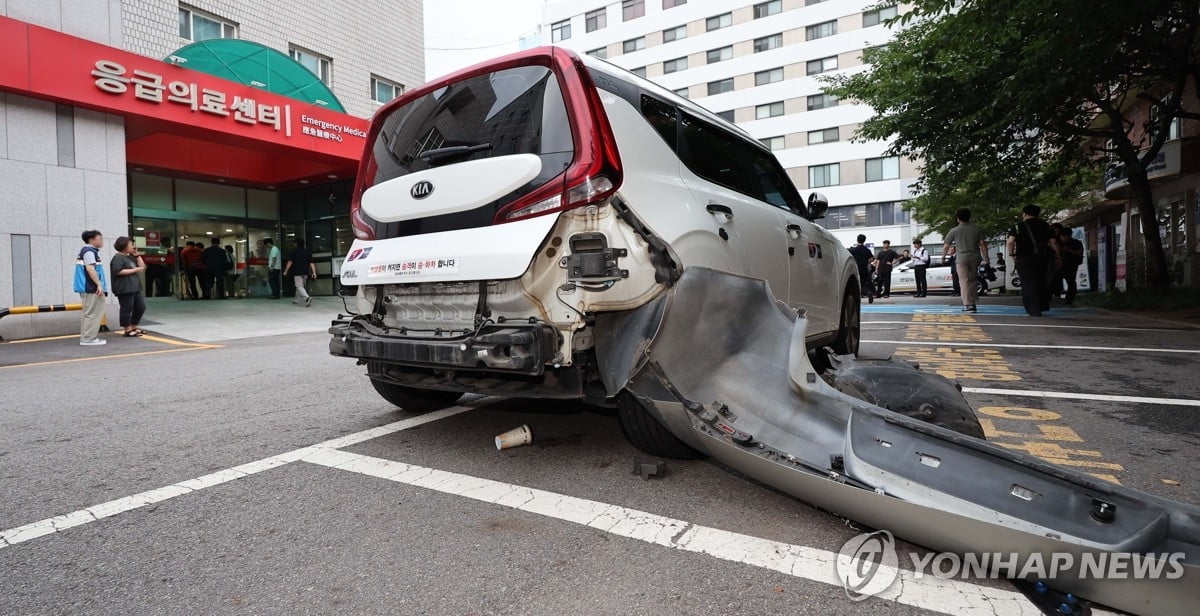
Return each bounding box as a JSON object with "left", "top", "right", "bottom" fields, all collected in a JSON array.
[
  {"left": 1057, "top": 227, "right": 1085, "bottom": 306},
  {"left": 1006, "top": 205, "right": 1060, "bottom": 316},
  {"left": 283, "top": 238, "right": 317, "bottom": 307},
  {"left": 946, "top": 246, "right": 960, "bottom": 295},
  {"left": 201, "top": 237, "right": 229, "bottom": 299},
  {"left": 848, "top": 234, "right": 873, "bottom": 298},
  {"left": 875, "top": 240, "right": 899, "bottom": 298}
]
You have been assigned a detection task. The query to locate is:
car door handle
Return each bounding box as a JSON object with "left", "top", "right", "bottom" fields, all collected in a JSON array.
[
  {"left": 706, "top": 203, "right": 734, "bottom": 218},
  {"left": 786, "top": 224, "right": 802, "bottom": 238}
]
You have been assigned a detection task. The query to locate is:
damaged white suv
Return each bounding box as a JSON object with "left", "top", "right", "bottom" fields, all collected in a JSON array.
[{"left": 331, "top": 47, "right": 860, "bottom": 456}]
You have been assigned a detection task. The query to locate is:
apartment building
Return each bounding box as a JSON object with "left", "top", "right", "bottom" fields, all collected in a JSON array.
[
  {"left": 541, "top": 0, "right": 927, "bottom": 249},
  {"left": 0, "top": 1, "right": 422, "bottom": 339}
]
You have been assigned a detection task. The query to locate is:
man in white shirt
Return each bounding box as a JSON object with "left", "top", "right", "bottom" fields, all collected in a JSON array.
[
  {"left": 910, "top": 239, "right": 931, "bottom": 297},
  {"left": 264, "top": 238, "right": 282, "bottom": 299}
]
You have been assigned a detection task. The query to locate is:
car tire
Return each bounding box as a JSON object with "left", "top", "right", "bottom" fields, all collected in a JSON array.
[
  {"left": 370, "top": 378, "right": 463, "bottom": 413},
  {"left": 831, "top": 283, "right": 861, "bottom": 356},
  {"left": 617, "top": 391, "right": 702, "bottom": 459}
]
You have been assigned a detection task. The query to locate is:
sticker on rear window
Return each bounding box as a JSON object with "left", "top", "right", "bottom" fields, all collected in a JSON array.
[{"left": 368, "top": 258, "right": 459, "bottom": 278}]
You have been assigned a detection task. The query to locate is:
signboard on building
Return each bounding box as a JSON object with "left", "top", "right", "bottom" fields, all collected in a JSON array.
[{"left": 0, "top": 16, "right": 368, "bottom": 162}]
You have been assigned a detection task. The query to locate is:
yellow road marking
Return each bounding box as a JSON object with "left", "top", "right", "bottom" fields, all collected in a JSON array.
[
  {"left": 4, "top": 334, "right": 79, "bottom": 344},
  {"left": 0, "top": 345, "right": 218, "bottom": 370},
  {"left": 139, "top": 334, "right": 212, "bottom": 348}
]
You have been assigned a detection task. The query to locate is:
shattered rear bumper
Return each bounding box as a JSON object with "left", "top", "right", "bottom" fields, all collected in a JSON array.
[{"left": 595, "top": 267, "right": 1199, "bottom": 616}]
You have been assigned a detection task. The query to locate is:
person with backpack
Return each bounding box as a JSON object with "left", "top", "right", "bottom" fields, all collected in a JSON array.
[
  {"left": 110, "top": 236, "right": 147, "bottom": 337},
  {"left": 201, "top": 237, "right": 229, "bottom": 299},
  {"left": 1057, "top": 227, "right": 1085, "bottom": 306},
  {"left": 910, "top": 239, "right": 931, "bottom": 297},
  {"left": 1006, "top": 205, "right": 1060, "bottom": 316},
  {"left": 75, "top": 230, "right": 109, "bottom": 346}
]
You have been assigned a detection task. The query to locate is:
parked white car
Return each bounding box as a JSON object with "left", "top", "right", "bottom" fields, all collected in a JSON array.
[
  {"left": 889, "top": 261, "right": 997, "bottom": 295},
  {"left": 330, "top": 47, "right": 858, "bottom": 455}
]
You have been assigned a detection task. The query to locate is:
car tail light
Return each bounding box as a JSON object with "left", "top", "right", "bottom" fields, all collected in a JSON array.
[
  {"left": 349, "top": 156, "right": 377, "bottom": 240},
  {"left": 496, "top": 49, "right": 622, "bottom": 223}
]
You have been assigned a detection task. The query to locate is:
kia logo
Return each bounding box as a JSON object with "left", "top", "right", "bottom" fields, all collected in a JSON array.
[{"left": 411, "top": 181, "right": 434, "bottom": 199}]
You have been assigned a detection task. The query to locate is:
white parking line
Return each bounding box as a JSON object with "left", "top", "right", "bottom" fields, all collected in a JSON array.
[
  {"left": 862, "top": 339, "right": 1200, "bottom": 355},
  {"left": 302, "top": 447, "right": 1073, "bottom": 616},
  {"left": 864, "top": 321, "right": 1191, "bottom": 332},
  {"left": 0, "top": 402, "right": 484, "bottom": 548},
  {"left": 963, "top": 387, "right": 1200, "bottom": 408}
]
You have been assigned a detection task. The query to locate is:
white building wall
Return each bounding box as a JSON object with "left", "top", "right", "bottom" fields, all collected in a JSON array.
[
  {"left": 121, "top": 0, "right": 425, "bottom": 119},
  {"left": 542, "top": 0, "right": 924, "bottom": 249},
  {"left": 0, "top": 0, "right": 128, "bottom": 339}
]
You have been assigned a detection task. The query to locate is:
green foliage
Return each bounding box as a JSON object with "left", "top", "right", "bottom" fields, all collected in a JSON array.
[{"left": 825, "top": 0, "right": 1200, "bottom": 283}]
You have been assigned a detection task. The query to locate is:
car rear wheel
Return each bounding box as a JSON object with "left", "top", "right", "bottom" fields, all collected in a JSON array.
[
  {"left": 370, "top": 378, "right": 463, "bottom": 413},
  {"left": 617, "top": 391, "right": 702, "bottom": 459},
  {"left": 831, "top": 283, "right": 861, "bottom": 356}
]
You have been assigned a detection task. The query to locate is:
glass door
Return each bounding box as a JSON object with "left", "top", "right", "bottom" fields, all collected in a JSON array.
[{"left": 131, "top": 218, "right": 178, "bottom": 298}]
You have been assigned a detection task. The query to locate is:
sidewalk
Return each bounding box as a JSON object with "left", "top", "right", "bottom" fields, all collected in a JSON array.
[{"left": 138, "top": 296, "right": 347, "bottom": 343}]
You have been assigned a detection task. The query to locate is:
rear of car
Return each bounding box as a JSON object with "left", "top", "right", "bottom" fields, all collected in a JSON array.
[{"left": 330, "top": 46, "right": 854, "bottom": 416}]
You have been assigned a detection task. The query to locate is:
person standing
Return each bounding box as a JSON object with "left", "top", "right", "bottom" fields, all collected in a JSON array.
[
  {"left": 180, "top": 241, "right": 204, "bottom": 299},
  {"left": 224, "top": 245, "right": 240, "bottom": 298},
  {"left": 1006, "top": 204, "right": 1060, "bottom": 317},
  {"left": 201, "top": 237, "right": 229, "bottom": 299},
  {"left": 110, "top": 236, "right": 147, "bottom": 337},
  {"left": 942, "top": 208, "right": 989, "bottom": 312},
  {"left": 1057, "top": 227, "right": 1084, "bottom": 306},
  {"left": 848, "top": 234, "right": 873, "bottom": 300},
  {"left": 946, "top": 246, "right": 960, "bottom": 295},
  {"left": 910, "top": 239, "right": 931, "bottom": 297},
  {"left": 875, "top": 240, "right": 899, "bottom": 298},
  {"left": 283, "top": 238, "right": 316, "bottom": 307},
  {"left": 265, "top": 238, "right": 282, "bottom": 299},
  {"left": 74, "top": 230, "right": 108, "bottom": 346}
]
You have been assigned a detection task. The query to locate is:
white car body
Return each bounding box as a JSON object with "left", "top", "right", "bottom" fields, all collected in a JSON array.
[
  {"left": 332, "top": 47, "right": 858, "bottom": 402},
  {"left": 888, "top": 261, "right": 997, "bottom": 294}
]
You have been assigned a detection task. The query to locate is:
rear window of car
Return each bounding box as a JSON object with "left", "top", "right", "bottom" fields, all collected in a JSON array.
[{"left": 365, "top": 65, "right": 575, "bottom": 236}]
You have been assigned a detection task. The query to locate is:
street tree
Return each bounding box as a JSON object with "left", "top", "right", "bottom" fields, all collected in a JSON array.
[{"left": 827, "top": 0, "right": 1200, "bottom": 287}]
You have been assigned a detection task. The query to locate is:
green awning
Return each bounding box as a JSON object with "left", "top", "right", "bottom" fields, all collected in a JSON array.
[{"left": 166, "top": 39, "right": 346, "bottom": 112}]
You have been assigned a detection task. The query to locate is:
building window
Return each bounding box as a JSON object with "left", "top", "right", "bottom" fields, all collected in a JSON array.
[
  {"left": 290, "top": 47, "right": 331, "bottom": 85},
  {"left": 806, "top": 56, "right": 838, "bottom": 75},
  {"left": 178, "top": 5, "right": 236, "bottom": 41},
  {"left": 371, "top": 76, "right": 403, "bottom": 104},
  {"left": 631, "top": 66, "right": 647, "bottom": 78},
  {"left": 706, "top": 13, "right": 732, "bottom": 31},
  {"left": 806, "top": 0, "right": 829, "bottom": 4},
  {"left": 754, "top": 67, "right": 784, "bottom": 86},
  {"left": 864, "top": 5, "right": 898, "bottom": 27},
  {"left": 673, "top": 87, "right": 690, "bottom": 99},
  {"left": 807, "top": 93, "right": 838, "bottom": 110},
  {"left": 755, "top": 101, "right": 784, "bottom": 119},
  {"left": 754, "top": 33, "right": 783, "bottom": 53},
  {"left": 706, "top": 46, "right": 733, "bottom": 64},
  {"left": 809, "top": 163, "right": 840, "bottom": 188},
  {"left": 623, "top": 37, "right": 646, "bottom": 53},
  {"left": 585, "top": 8, "right": 607, "bottom": 32},
  {"left": 761, "top": 136, "right": 785, "bottom": 151},
  {"left": 664, "top": 0, "right": 687, "bottom": 7},
  {"left": 866, "top": 156, "right": 901, "bottom": 182},
  {"left": 587, "top": 47, "right": 608, "bottom": 59},
  {"left": 716, "top": 110, "right": 736, "bottom": 122},
  {"left": 707, "top": 78, "right": 734, "bottom": 95},
  {"left": 806, "top": 20, "right": 837, "bottom": 40},
  {"left": 551, "top": 19, "right": 571, "bottom": 42},
  {"left": 808, "top": 127, "right": 839, "bottom": 145},
  {"left": 753, "top": 0, "right": 782, "bottom": 18},
  {"left": 663, "top": 25, "right": 687, "bottom": 42},
  {"left": 623, "top": 0, "right": 646, "bottom": 21},
  {"left": 663, "top": 57, "right": 688, "bottom": 74}
]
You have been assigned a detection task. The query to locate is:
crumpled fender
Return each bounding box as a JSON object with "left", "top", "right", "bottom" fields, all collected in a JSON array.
[{"left": 601, "top": 266, "right": 1199, "bottom": 616}]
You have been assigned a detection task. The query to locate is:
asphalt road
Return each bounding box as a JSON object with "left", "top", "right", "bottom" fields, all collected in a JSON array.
[{"left": 1, "top": 295, "right": 1197, "bottom": 615}]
